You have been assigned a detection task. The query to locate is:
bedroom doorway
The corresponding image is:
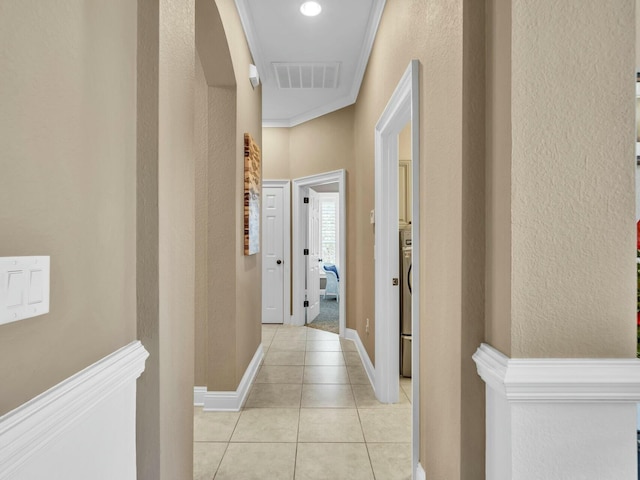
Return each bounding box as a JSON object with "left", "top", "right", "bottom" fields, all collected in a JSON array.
[{"left": 292, "top": 169, "right": 346, "bottom": 337}]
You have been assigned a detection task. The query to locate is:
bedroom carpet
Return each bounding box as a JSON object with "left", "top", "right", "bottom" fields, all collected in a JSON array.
[{"left": 307, "top": 297, "right": 339, "bottom": 334}]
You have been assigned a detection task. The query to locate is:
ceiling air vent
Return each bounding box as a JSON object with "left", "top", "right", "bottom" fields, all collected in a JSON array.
[{"left": 272, "top": 62, "right": 340, "bottom": 89}]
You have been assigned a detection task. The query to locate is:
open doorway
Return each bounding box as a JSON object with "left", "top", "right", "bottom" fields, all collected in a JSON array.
[
  {"left": 374, "top": 60, "right": 420, "bottom": 477},
  {"left": 308, "top": 183, "right": 340, "bottom": 334},
  {"left": 292, "top": 170, "right": 346, "bottom": 337}
]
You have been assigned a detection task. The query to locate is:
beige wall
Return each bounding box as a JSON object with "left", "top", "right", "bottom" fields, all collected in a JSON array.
[
  {"left": 136, "top": 0, "right": 196, "bottom": 478},
  {"left": 195, "top": 53, "right": 209, "bottom": 387},
  {"left": 207, "top": 86, "right": 237, "bottom": 390},
  {"left": 288, "top": 106, "right": 355, "bottom": 179},
  {"left": 194, "top": 0, "right": 262, "bottom": 392},
  {"left": 637, "top": 0, "right": 640, "bottom": 70},
  {"left": 399, "top": 122, "right": 411, "bottom": 160},
  {"left": 219, "top": 0, "right": 264, "bottom": 382},
  {"left": 0, "top": 0, "right": 137, "bottom": 414},
  {"left": 263, "top": 128, "right": 291, "bottom": 179},
  {"left": 485, "top": 0, "right": 512, "bottom": 356},
  {"left": 263, "top": 106, "right": 355, "bottom": 180},
  {"left": 508, "top": 0, "right": 635, "bottom": 358}
]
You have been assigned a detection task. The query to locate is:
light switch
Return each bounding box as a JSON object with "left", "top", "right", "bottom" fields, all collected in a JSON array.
[
  {"left": 28, "top": 270, "right": 44, "bottom": 304},
  {"left": 1, "top": 257, "right": 50, "bottom": 326},
  {"left": 7, "top": 271, "right": 25, "bottom": 307}
]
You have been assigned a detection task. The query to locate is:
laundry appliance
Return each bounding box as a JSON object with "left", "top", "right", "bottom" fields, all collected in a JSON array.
[{"left": 399, "top": 228, "right": 412, "bottom": 377}]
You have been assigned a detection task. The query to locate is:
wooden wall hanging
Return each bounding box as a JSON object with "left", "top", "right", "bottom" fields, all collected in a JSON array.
[{"left": 244, "top": 133, "right": 261, "bottom": 255}]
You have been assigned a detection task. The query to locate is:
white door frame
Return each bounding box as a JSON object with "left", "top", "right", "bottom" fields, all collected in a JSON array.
[
  {"left": 374, "top": 60, "right": 420, "bottom": 477},
  {"left": 292, "top": 169, "right": 346, "bottom": 336},
  {"left": 262, "top": 180, "right": 291, "bottom": 325}
]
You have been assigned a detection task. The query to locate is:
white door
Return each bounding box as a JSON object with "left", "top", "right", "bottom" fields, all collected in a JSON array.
[
  {"left": 262, "top": 186, "right": 285, "bottom": 323},
  {"left": 306, "top": 188, "right": 321, "bottom": 322}
]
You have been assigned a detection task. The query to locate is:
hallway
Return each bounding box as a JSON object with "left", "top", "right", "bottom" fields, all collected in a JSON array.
[{"left": 194, "top": 325, "right": 412, "bottom": 479}]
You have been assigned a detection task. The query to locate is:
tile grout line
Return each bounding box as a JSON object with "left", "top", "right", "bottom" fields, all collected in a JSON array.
[
  {"left": 211, "top": 441, "right": 231, "bottom": 479},
  {"left": 346, "top": 340, "right": 378, "bottom": 479},
  {"left": 292, "top": 330, "right": 307, "bottom": 480}
]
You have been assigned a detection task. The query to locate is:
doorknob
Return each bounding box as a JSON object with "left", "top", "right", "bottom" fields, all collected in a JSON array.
[
  {"left": 277, "top": 260, "right": 282, "bottom": 265},
  {"left": 318, "top": 258, "right": 323, "bottom": 263}
]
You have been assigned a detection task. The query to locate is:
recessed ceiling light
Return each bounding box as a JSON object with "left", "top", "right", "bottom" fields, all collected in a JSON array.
[{"left": 300, "top": 1, "right": 322, "bottom": 17}]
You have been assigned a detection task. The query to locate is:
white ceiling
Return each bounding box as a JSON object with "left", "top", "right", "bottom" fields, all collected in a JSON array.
[{"left": 235, "top": 0, "right": 386, "bottom": 127}]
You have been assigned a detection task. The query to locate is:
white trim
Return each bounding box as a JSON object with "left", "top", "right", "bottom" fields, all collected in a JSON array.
[
  {"left": 415, "top": 463, "right": 426, "bottom": 480},
  {"left": 349, "top": 0, "right": 387, "bottom": 100},
  {"left": 409, "top": 60, "right": 420, "bottom": 480},
  {"left": 292, "top": 169, "right": 346, "bottom": 337},
  {"left": 473, "top": 343, "right": 640, "bottom": 402},
  {"left": 233, "top": 0, "right": 269, "bottom": 84},
  {"left": 0, "top": 341, "right": 148, "bottom": 479},
  {"left": 193, "top": 386, "right": 206, "bottom": 406},
  {"left": 374, "top": 60, "right": 420, "bottom": 480},
  {"left": 262, "top": 179, "right": 291, "bottom": 325},
  {"left": 474, "top": 343, "right": 640, "bottom": 479},
  {"left": 263, "top": 94, "right": 359, "bottom": 128},
  {"left": 203, "top": 344, "right": 264, "bottom": 411},
  {"left": 345, "top": 328, "right": 375, "bottom": 388}
]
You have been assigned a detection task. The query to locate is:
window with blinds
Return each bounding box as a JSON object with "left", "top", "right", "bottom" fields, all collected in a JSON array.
[{"left": 319, "top": 193, "right": 339, "bottom": 268}]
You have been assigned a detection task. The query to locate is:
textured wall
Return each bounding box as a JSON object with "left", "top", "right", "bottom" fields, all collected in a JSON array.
[
  {"left": 485, "top": 0, "right": 512, "bottom": 356},
  {"left": 262, "top": 128, "right": 291, "bottom": 179},
  {"left": 288, "top": 107, "right": 355, "bottom": 180},
  {"left": 136, "top": 0, "right": 196, "bottom": 478},
  {"left": 510, "top": 0, "right": 635, "bottom": 358},
  {"left": 263, "top": 107, "right": 355, "bottom": 181},
  {"left": 637, "top": 0, "right": 640, "bottom": 71},
  {"left": 136, "top": 2, "right": 161, "bottom": 476},
  {"left": 193, "top": 0, "right": 262, "bottom": 392},
  {"left": 0, "top": 0, "right": 137, "bottom": 414},
  {"left": 194, "top": 53, "right": 209, "bottom": 387},
  {"left": 207, "top": 86, "right": 238, "bottom": 390},
  {"left": 214, "top": 0, "right": 263, "bottom": 385}
]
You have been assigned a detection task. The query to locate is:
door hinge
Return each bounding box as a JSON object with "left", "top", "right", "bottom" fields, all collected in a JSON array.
[
  {"left": 303, "top": 197, "right": 309, "bottom": 204},
  {"left": 303, "top": 248, "right": 309, "bottom": 255},
  {"left": 303, "top": 300, "right": 309, "bottom": 307}
]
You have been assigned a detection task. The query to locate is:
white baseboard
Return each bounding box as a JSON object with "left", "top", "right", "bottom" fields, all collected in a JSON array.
[
  {"left": 345, "top": 328, "right": 375, "bottom": 390},
  {"left": 0, "top": 341, "right": 148, "bottom": 480},
  {"left": 202, "top": 344, "right": 264, "bottom": 411},
  {"left": 415, "top": 462, "right": 426, "bottom": 480},
  {"left": 473, "top": 343, "right": 640, "bottom": 479},
  {"left": 193, "top": 386, "right": 206, "bottom": 406}
]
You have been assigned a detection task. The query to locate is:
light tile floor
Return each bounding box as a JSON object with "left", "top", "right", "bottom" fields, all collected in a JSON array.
[{"left": 194, "top": 324, "right": 413, "bottom": 480}]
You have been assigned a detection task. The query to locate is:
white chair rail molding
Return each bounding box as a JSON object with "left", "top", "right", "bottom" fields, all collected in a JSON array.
[
  {"left": 0, "top": 341, "right": 148, "bottom": 480},
  {"left": 473, "top": 343, "right": 640, "bottom": 479}
]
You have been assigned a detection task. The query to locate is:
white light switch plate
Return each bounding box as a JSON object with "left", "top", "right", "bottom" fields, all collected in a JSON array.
[{"left": 0, "top": 256, "right": 50, "bottom": 326}]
